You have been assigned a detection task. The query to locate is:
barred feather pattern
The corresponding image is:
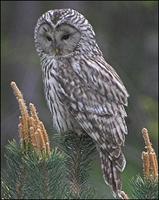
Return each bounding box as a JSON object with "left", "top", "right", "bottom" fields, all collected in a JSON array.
[{"left": 34, "top": 9, "right": 129, "bottom": 197}]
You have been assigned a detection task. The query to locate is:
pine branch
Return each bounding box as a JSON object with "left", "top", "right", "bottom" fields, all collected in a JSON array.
[
  {"left": 1, "top": 140, "right": 68, "bottom": 199},
  {"left": 53, "top": 132, "right": 96, "bottom": 199},
  {"left": 2, "top": 81, "right": 96, "bottom": 199},
  {"left": 2, "top": 82, "right": 68, "bottom": 199},
  {"left": 129, "top": 128, "right": 158, "bottom": 199},
  {"left": 1, "top": 141, "right": 25, "bottom": 199},
  {"left": 10, "top": 81, "right": 51, "bottom": 155},
  {"left": 141, "top": 128, "right": 158, "bottom": 180},
  {"left": 131, "top": 176, "right": 158, "bottom": 199}
]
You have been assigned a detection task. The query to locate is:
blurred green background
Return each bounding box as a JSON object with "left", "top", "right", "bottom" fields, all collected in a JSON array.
[{"left": 1, "top": 1, "right": 158, "bottom": 199}]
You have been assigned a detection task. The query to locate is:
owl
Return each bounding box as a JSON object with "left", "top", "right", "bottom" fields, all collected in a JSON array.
[{"left": 34, "top": 9, "right": 129, "bottom": 197}]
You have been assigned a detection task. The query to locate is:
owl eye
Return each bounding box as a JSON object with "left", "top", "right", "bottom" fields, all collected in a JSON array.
[
  {"left": 61, "top": 34, "right": 70, "bottom": 40},
  {"left": 46, "top": 36, "right": 52, "bottom": 41}
]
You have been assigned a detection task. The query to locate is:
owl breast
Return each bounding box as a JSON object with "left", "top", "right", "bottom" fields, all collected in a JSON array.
[{"left": 42, "top": 57, "right": 77, "bottom": 133}]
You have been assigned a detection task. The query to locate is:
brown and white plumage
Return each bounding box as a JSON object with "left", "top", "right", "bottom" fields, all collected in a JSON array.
[{"left": 34, "top": 8, "right": 129, "bottom": 197}]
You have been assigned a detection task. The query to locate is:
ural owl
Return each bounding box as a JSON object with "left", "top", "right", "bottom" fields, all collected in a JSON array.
[{"left": 34, "top": 9, "right": 129, "bottom": 197}]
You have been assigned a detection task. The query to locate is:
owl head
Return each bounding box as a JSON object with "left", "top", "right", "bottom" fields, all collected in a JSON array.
[{"left": 34, "top": 9, "right": 97, "bottom": 58}]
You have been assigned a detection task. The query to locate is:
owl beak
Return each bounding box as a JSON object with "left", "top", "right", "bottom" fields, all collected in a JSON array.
[
  {"left": 55, "top": 48, "right": 60, "bottom": 55},
  {"left": 51, "top": 40, "right": 60, "bottom": 56}
]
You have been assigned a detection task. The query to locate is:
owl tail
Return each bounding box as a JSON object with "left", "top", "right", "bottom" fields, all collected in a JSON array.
[{"left": 98, "top": 148, "right": 126, "bottom": 198}]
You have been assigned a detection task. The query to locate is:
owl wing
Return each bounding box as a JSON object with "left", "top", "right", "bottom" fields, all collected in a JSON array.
[
  {"left": 55, "top": 56, "right": 129, "bottom": 193},
  {"left": 56, "top": 55, "right": 129, "bottom": 142}
]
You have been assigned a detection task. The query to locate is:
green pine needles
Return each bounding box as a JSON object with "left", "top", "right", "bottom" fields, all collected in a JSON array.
[
  {"left": 129, "top": 128, "right": 158, "bottom": 199},
  {"left": 1, "top": 141, "right": 68, "bottom": 199},
  {"left": 1, "top": 134, "right": 96, "bottom": 199},
  {"left": 54, "top": 132, "right": 96, "bottom": 199},
  {"left": 130, "top": 176, "right": 158, "bottom": 199},
  {"left": 1, "top": 81, "right": 96, "bottom": 199}
]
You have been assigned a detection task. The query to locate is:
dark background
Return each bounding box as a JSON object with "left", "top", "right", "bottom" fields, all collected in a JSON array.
[{"left": 1, "top": 1, "right": 158, "bottom": 198}]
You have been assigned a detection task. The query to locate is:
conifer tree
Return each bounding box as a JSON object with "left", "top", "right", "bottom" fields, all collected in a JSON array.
[
  {"left": 129, "top": 128, "right": 158, "bottom": 199},
  {"left": 1, "top": 82, "right": 95, "bottom": 199}
]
